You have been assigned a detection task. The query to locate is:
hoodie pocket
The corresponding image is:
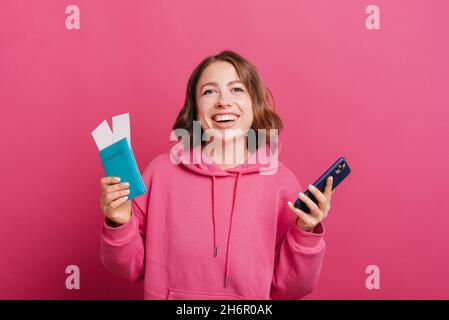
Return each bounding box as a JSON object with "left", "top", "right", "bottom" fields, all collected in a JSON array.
[{"left": 167, "top": 288, "right": 246, "bottom": 300}]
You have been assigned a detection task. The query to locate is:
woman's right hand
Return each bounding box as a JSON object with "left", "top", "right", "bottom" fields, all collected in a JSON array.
[{"left": 100, "top": 177, "right": 131, "bottom": 227}]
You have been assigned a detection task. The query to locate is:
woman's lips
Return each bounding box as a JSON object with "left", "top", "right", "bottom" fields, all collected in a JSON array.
[
  {"left": 211, "top": 114, "right": 240, "bottom": 129},
  {"left": 213, "top": 114, "right": 238, "bottom": 122}
]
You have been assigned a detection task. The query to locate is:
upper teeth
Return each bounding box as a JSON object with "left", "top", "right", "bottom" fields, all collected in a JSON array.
[{"left": 214, "top": 114, "right": 237, "bottom": 122}]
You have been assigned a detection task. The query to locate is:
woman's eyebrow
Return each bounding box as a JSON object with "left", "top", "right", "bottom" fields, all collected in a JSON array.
[
  {"left": 199, "top": 80, "right": 243, "bottom": 91},
  {"left": 199, "top": 82, "right": 218, "bottom": 91}
]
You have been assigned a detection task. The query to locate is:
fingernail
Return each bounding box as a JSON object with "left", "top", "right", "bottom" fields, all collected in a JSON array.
[
  {"left": 125, "top": 189, "right": 130, "bottom": 194},
  {"left": 287, "top": 201, "right": 293, "bottom": 206},
  {"left": 330, "top": 176, "right": 333, "bottom": 181},
  {"left": 124, "top": 196, "right": 128, "bottom": 200},
  {"left": 299, "top": 192, "right": 305, "bottom": 197},
  {"left": 122, "top": 182, "right": 130, "bottom": 188},
  {"left": 308, "top": 184, "right": 314, "bottom": 189},
  {"left": 116, "top": 177, "right": 121, "bottom": 182}
]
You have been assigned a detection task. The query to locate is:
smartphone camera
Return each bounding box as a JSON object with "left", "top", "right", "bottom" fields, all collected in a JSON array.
[{"left": 335, "top": 161, "right": 346, "bottom": 174}]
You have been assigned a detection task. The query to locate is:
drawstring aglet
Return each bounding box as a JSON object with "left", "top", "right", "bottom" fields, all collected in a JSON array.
[
  {"left": 225, "top": 276, "right": 229, "bottom": 288},
  {"left": 214, "top": 246, "right": 218, "bottom": 257}
]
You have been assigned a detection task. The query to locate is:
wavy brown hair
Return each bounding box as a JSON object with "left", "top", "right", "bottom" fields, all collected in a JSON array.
[{"left": 172, "top": 50, "right": 283, "bottom": 150}]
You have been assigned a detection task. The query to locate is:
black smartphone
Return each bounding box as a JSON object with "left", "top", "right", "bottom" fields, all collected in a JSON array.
[{"left": 294, "top": 157, "right": 351, "bottom": 214}]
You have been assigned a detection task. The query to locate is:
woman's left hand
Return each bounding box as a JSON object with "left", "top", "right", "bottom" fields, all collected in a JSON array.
[{"left": 287, "top": 176, "right": 334, "bottom": 233}]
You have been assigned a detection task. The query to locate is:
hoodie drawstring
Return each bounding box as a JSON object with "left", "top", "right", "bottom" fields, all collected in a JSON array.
[
  {"left": 224, "top": 172, "right": 242, "bottom": 288},
  {"left": 211, "top": 172, "right": 242, "bottom": 288},
  {"left": 211, "top": 176, "right": 218, "bottom": 257}
]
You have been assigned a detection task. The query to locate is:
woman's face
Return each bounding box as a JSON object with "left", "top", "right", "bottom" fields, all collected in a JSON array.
[{"left": 196, "top": 61, "right": 254, "bottom": 143}]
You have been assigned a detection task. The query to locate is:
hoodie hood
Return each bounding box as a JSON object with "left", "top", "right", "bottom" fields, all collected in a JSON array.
[{"left": 169, "top": 139, "right": 284, "bottom": 288}]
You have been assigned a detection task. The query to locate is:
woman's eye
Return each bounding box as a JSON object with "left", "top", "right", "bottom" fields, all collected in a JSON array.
[
  {"left": 232, "top": 87, "right": 244, "bottom": 93},
  {"left": 203, "top": 89, "right": 214, "bottom": 96}
]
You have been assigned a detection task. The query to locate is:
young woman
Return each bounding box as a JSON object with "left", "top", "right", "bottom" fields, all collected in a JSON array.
[{"left": 99, "top": 51, "right": 334, "bottom": 300}]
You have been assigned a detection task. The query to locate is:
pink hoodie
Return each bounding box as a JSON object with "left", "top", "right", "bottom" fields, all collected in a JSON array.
[{"left": 100, "top": 140, "right": 326, "bottom": 300}]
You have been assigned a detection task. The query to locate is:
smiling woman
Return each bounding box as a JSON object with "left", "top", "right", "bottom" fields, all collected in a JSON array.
[
  {"left": 197, "top": 62, "right": 254, "bottom": 146},
  {"left": 99, "top": 50, "right": 331, "bottom": 300},
  {"left": 173, "top": 51, "right": 282, "bottom": 152}
]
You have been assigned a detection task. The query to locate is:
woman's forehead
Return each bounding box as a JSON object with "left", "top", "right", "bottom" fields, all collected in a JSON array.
[{"left": 198, "top": 61, "right": 241, "bottom": 85}]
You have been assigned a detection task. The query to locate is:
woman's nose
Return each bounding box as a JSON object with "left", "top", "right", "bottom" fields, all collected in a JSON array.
[{"left": 216, "top": 92, "right": 233, "bottom": 108}]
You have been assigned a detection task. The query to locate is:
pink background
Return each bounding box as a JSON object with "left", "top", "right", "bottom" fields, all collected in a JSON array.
[{"left": 1, "top": 0, "right": 448, "bottom": 299}]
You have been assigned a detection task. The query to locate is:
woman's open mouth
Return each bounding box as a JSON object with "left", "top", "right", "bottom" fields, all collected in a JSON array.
[{"left": 211, "top": 113, "right": 240, "bottom": 129}]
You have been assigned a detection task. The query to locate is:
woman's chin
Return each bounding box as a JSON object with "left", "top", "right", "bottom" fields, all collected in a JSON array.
[
  {"left": 201, "top": 125, "right": 249, "bottom": 144},
  {"left": 210, "top": 133, "right": 247, "bottom": 145}
]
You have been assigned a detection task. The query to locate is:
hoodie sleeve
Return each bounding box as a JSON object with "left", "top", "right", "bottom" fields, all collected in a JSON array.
[
  {"left": 270, "top": 169, "right": 326, "bottom": 300},
  {"left": 99, "top": 163, "right": 152, "bottom": 284}
]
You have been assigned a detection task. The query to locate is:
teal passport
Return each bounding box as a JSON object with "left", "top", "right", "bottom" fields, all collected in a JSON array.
[{"left": 99, "top": 137, "right": 147, "bottom": 200}]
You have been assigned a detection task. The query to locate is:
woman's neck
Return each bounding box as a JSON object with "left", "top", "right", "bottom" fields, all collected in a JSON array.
[{"left": 206, "top": 138, "right": 249, "bottom": 170}]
